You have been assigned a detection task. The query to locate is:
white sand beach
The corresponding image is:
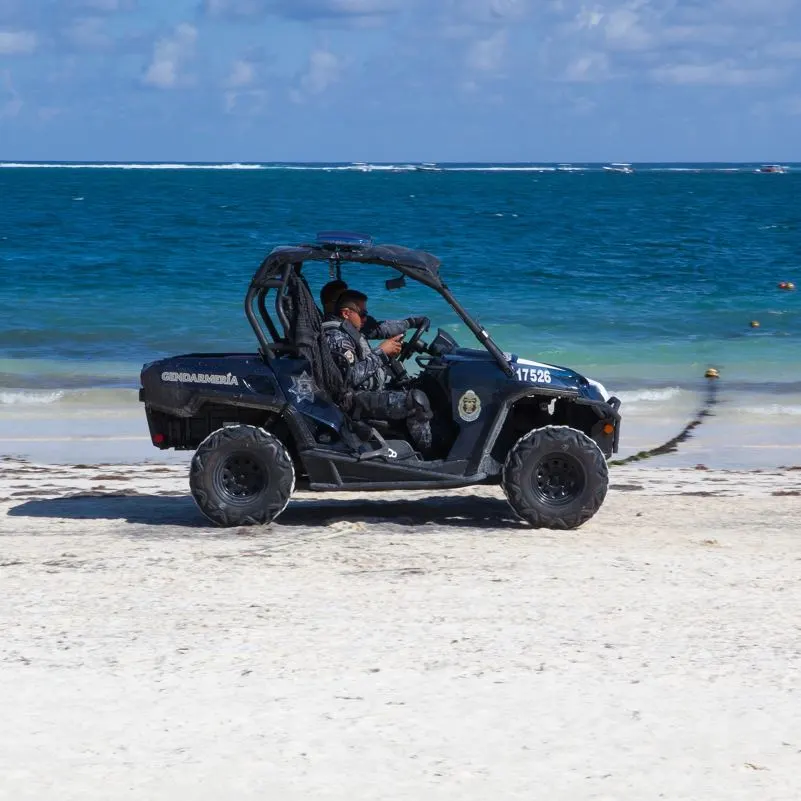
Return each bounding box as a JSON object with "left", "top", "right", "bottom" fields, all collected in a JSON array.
[{"left": 2, "top": 456, "right": 801, "bottom": 800}]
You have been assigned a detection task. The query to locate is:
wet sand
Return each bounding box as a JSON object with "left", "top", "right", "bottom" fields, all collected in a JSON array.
[{"left": 2, "top": 457, "right": 801, "bottom": 799}]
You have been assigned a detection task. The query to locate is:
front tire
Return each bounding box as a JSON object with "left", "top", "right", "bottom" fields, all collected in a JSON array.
[
  {"left": 190, "top": 425, "right": 295, "bottom": 527},
  {"left": 502, "top": 425, "right": 608, "bottom": 529}
]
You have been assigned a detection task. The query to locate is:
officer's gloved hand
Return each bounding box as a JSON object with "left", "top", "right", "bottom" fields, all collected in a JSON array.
[{"left": 406, "top": 316, "right": 430, "bottom": 330}]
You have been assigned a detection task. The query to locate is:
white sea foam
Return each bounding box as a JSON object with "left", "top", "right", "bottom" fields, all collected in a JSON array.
[
  {"left": 0, "top": 390, "right": 65, "bottom": 405},
  {"left": 449, "top": 166, "right": 560, "bottom": 172},
  {"left": 0, "top": 162, "right": 265, "bottom": 170},
  {"left": 277, "top": 163, "right": 422, "bottom": 173},
  {"left": 0, "top": 387, "right": 137, "bottom": 409},
  {"left": 616, "top": 387, "right": 683, "bottom": 403},
  {"left": 4, "top": 162, "right": 791, "bottom": 174},
  {"left": 343, "top": 163, "right": 421, "bottom": 172},
  {"left": 738, "top": 404, "right": 801, "bottom": 417}
]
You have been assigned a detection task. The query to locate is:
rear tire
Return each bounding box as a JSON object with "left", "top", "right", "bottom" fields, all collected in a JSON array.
[
  {"left": 190, "top": 425, "right": 295, "bottom": 527},
  {"left": 502, "top": 425, "right": 608, "bottom": 530}
]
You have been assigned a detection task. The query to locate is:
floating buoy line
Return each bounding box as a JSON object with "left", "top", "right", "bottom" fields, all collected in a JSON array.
[{"left": 609, "top": 368, "right": 720, "bottom": 466}]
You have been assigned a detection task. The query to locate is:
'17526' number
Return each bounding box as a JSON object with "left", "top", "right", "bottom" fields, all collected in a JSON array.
[{"left": 516, "top": 367, "right": 552, "bottom": 384}]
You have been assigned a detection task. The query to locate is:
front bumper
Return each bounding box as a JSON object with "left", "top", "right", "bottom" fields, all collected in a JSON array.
[{"left": 581, "top": 395, "right": 622, "bottom": 456}]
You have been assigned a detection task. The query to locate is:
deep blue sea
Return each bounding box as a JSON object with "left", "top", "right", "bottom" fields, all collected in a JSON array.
[{"left": 1, "top": 161, "right": 800, "bottom": 465}]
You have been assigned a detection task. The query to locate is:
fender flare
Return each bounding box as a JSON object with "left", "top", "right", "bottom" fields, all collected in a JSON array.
[{"left": 475, "top": 387, "right": 620, "bottom": 472}]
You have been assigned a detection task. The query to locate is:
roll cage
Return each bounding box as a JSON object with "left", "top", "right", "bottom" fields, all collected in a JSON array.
[{"left": 244, "top": 234, "right": 514, "bottom": 377}]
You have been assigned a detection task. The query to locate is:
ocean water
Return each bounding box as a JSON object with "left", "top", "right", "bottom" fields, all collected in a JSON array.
[{"left": 1, "top": 161, "right": 800, "bottom": 466}]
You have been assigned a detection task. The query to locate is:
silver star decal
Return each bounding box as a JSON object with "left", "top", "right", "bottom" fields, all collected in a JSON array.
[{"left": 289, "top": 370, "right": 316, "bottom": 404}]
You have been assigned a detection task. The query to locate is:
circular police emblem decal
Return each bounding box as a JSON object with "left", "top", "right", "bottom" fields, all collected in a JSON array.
[{"left": 457, "top": 390, "right": 481, "bottom": 422}]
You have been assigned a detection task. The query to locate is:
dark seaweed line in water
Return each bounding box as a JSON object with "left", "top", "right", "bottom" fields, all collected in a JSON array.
[{"left": 609, "top": 375, "right": 719, "bottom": 466}]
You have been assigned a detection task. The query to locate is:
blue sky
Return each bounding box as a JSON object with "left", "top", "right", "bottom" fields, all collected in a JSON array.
[{"left": 1, "top": 0, "right": 800, "bottom": 162}]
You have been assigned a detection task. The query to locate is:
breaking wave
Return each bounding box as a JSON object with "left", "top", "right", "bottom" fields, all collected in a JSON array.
[
  {"left": 0, "top": 162, "right": 266, "bottom": 170},
  {"left": 0, "top": 387, "right": 137, "bottom": 408},
  {"left": 0, "top": 390, "right": 65, "bottom": 405},
  {"left": 1, "top": 162, "right": 795, "bottom": 173},
  {"left": 616, "top": 387, "right": 683, "bottom": 403}
]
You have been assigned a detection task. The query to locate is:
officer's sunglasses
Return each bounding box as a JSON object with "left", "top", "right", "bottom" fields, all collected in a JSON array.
[{"left": 343, "top": 305, "right": 368, "bottom": 319}]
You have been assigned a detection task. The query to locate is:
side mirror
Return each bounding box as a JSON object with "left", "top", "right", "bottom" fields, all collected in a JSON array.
[{"left": 385, "top": 275, "right": 406, "bottom": 291}]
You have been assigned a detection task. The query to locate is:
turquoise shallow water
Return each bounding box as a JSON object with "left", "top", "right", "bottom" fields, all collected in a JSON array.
[{"left": 1, "top": 163, "right": 800, "bottom": 449}]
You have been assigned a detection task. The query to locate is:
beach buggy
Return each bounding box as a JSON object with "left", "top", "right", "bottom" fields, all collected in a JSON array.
[{"left": 139, "top": 233, "right": 621, "bottom": 529}]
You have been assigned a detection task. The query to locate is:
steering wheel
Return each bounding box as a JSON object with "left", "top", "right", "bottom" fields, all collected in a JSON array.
[{"left": 399, "top": 317, "right": 430, "bottom": 362}]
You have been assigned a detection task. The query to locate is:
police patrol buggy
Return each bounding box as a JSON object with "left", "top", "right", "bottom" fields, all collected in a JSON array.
[{"left": 139, "top": 232, "right": 621, "bottom": 529}]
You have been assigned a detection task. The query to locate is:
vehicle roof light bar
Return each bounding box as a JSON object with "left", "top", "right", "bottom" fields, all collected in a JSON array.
[{"left": 315, "top": 231, "right": 374, "bottom": 249}]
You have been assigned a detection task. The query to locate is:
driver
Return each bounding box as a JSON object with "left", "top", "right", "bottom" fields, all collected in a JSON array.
[
  {"left": 320, "top": 279, "right": 427, "bottom": 339},
  {"left": 323, "top": 290, "right": 433, "bottom": 455}
]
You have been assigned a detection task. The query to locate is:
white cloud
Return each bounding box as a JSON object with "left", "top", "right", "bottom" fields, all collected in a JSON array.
[
  {"left": 316, "top": 0, "right": 398, "bottom": 12},
  {"left": 542, "top": 0, "right": 801, "bottom": 87},
  {"left": 202, "top": 0, "right": 268, "bottom": 17},
  {"left": 141, "top": 23, "right": 197, "bottom": 89},
  {"left": 225, "top": 59, "right": 256, "bottom": 88},
  {"left": 224, "top": 88, "right": 268, "bottom": 114},
  {"left": 290, "top": 49, "right": 341, "bottom": 102},
  {"left": 563, "top": 52, "right": 611, "bottom": 82},
  {"left": 575, "top": 7, "right": 604, "bottom": 29},
  {"left": 652, "top": 61, "right": 784, "bottom": 87},
  {"left": 661, "top": 23, "right": 741, "bottom": 46},
  {"left": 466, "top": 29, "right": 507, "bottom": 72},
  {"left": 453, "top": 0, "right": 529, "bottom": 22},
  {"left": 0, "top": 30, "right": 37, "bottom": 55},
  {"left": 68, "top": 0, "right": 137, "bottom": 10},
  {"left": 603, "top": 6, "right": 652, "bottom": 51},
  {"left": 572, "top": 3, "right": 653, "bottom": 51},
  {"left": 202, "top": 0, "right": 400, "bottom": 21},
  {"left": 222, "top": 52, "right": 266, "bottom": 111}
]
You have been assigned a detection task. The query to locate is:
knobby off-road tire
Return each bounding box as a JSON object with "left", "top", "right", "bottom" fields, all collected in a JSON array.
[
  {"left": 190, "top": 425, "right": 295, "bottom": 527},
  {"left": 502, "top": 425, "right": 608, "bottom": 530}
]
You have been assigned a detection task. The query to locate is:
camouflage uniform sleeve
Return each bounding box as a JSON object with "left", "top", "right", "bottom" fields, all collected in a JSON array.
[
  {"left": 324, "top": 328, "right": 353, "bottom": 377},
  {"left": 362, "top": 316, "right": 410, "bottom": 339},
  {"left": 325, "top": 328, "right": 387, "bottom": 390}
]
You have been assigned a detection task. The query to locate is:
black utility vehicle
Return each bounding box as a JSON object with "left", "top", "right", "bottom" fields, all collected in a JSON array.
[{"left": 139, "top": 233, "right": 621, "bottom": 529}]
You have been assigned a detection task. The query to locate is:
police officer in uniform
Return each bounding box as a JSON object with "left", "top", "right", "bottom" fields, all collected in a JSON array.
[
  {"left": 323, "top": 290, "right": 433, "bottom": 455},
  {"left": 320, "top": 280, "right": 348, "bottom": 316},
  {"left": 320, "top": 279, "right": 427, "bottom": 340}
]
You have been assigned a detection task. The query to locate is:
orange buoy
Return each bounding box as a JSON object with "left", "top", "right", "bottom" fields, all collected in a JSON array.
[{"left": 778, "top": 281, "right": 795, "bottom": 290}]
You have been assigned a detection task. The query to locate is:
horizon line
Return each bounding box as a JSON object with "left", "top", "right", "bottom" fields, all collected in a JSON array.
[{"left": 0, "top": 159, "right": 798, "bottom": 165}]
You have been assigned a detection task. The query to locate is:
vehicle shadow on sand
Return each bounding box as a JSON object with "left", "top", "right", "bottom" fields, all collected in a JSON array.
[{"left": 6, "top": 493, "right": 522, "bottom": 533}]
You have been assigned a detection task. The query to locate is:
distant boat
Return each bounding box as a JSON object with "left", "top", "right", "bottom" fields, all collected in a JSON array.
[
  {"left": 757, "top": 164, "right": 788, "bottom": 174},
  {"left": 603, "top": 163, "right": 635, "bottom": 173}
]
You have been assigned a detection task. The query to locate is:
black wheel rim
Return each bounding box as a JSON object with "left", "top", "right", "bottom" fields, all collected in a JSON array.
[
  {"left": 214, "top": 453, "right": 267, "bottom": 505},
  {"left": 532, "top": 453, "right": 585, "bottom": 506}
]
